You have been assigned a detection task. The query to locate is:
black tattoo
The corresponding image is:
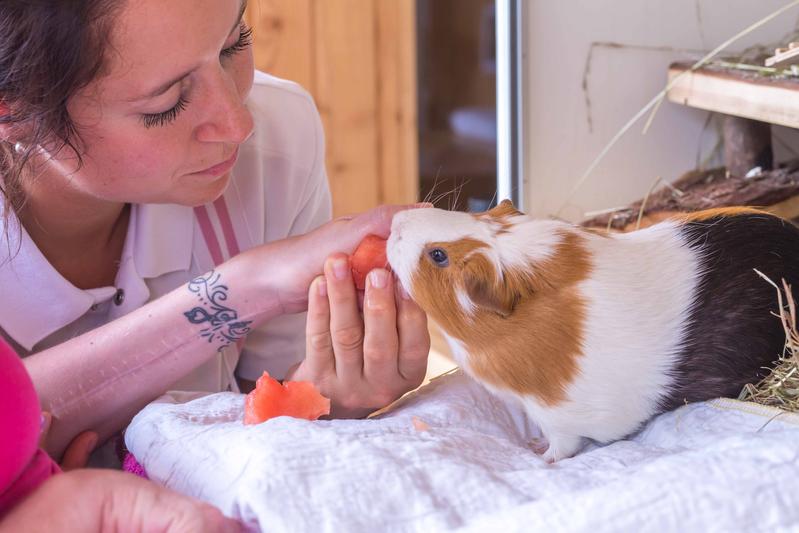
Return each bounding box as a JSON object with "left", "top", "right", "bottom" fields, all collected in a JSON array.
[{"left": 184, "top": 271, "right": 252, "bottom": 351}]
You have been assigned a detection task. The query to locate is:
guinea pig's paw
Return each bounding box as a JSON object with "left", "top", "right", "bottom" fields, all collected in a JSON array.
[
  {"left": 541, "top": 433, "right": 583, "bottom": 463},
  {"left": 527, "top": 437, "right": 550, "bottom": 455}
]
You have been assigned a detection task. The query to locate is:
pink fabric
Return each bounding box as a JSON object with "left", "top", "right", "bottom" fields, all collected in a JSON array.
[
  {"left": 213, "top": 196, "right": 241, "bottom": 257},
  {"left": 0, "top": 450, "right": 60, "bottom": 514},
  {"left": 122, "top": 453, "right": 148, "bottom": 479},
  {"left": 194, "top": 205, "right": 225, "bottom": 266},
  {"left": 0, "top": 337, "right": 60, "bottom": 516}
]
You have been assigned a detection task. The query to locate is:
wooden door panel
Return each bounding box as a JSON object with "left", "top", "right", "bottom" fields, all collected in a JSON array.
[{"left": 245, "top": 0, "right": 418, "bottom": 217}]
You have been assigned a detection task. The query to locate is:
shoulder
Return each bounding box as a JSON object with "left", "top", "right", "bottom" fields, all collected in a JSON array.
[
  {"left": 245, "top": 71, "right": 323, "bottom": 160},
  {"left": 224, "top": 71, "right": 330, "bottom": 245},
  {"left": 236, "top": 70, "right": 324, "bottom": 177}
]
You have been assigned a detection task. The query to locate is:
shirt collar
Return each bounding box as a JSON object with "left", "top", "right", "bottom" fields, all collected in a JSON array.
[{"left": 0, "top": 203, "right": 194, "bottom": 351}]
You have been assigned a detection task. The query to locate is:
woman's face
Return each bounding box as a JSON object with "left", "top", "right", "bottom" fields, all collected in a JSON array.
[{"left": 53, "top": 0, "right": 255, "bottom": 207}]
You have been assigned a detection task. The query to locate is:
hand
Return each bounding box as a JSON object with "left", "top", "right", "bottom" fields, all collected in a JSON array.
[
  {"left": 262, "top": 203, "right": 430, "bottom": 315},
  {"left": 0, "top": 469, "right": 240, "bottom": 533},
  {"left": 287, "top": 254, "right": 430, "bottom": 418},
  {"left": 39, "top": 412, "right": 97, "bottom": 470}
]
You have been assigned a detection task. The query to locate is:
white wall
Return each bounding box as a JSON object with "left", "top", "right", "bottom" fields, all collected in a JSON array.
[{"left": 521, "top": 0, "right": 799, "bottom": 221}]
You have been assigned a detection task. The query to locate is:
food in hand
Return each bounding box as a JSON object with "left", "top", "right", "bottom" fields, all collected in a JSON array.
[
  {"left": 244, "top": 371, "right": 331, "bottom": 424},
  {"left": 350, "top": 234, "right": 389, "bottom": 290}
]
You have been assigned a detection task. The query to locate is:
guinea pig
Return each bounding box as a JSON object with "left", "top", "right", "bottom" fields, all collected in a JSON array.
[{"left": 386, "top": 200, "right": 799, "bottom": 461}]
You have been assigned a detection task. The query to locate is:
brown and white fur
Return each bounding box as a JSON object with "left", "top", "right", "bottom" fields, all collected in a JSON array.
[{"left": 387, "top": 200, "right": 799, "bottom": 461}]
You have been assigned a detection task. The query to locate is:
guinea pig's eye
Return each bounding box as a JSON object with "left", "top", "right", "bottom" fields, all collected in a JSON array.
[{"left": 427, "top": 248, "right": 449, "bottom": 267}]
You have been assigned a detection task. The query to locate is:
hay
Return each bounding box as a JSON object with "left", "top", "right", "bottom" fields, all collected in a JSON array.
[{"left": 739, "top": 270, "right": 799, "bottom": 412}]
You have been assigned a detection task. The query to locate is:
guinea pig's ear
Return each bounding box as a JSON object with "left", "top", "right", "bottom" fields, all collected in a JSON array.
[
  {"left": 462, "top": 254, "right": 534, "bottom": 318},
  {"left": 487, "top": 199, "right": 523, "bottom": 219}
]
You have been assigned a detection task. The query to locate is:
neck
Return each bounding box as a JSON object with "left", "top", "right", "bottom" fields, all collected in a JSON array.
[{"left": 13, "top": 162, "right": 131, "bottom": 289}]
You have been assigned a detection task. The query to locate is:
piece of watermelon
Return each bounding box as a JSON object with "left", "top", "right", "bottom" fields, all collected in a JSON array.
[
  {"left": 351, "top": 234, "right": 389, "bottom": 290},
  {"left": 243, "top": 371, "right": 331, "bottom": 425}
]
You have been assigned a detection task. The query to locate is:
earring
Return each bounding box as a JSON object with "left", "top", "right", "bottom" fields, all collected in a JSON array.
[{"left": 13, "top": 142, "right": 24, "bottom": 154}]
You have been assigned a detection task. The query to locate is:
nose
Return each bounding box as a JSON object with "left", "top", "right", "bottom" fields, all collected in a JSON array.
[{"left": 195, "top": 70, "right": 254, "bottom": 145}]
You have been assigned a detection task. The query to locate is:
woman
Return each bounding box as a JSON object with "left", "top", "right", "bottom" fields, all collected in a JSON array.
[{"left": 0, "top": 0, "right": 430, "bottom": 462}]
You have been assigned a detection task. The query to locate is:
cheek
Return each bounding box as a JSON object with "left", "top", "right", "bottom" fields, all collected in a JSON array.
[
  {"left": 231, "top": 50, "right": 255, "bottom": 101},
  {"left": 67, "top": 127, "right": 185, "bottom": 200}
]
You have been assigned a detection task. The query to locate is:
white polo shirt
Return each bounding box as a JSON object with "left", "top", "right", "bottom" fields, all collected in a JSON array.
[{"left": 0, "top": 71, "right": 332, "bottom": 393}]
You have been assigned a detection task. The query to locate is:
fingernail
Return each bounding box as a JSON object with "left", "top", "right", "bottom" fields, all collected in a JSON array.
[
  {"left": 317, "top": 277, "right": 327, "bottom": 297},
  {"left": 369, "top": 269, "right": 387, "bottom": 289},
  {"left": 399, "top": 283, "right": 411, "bottom": 300},
  {"left": 332, "top": 258, "right": 349, "bottom": 281}
]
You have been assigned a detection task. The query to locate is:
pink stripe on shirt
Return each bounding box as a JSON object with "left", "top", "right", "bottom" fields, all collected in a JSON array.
[
  {"left": 194, "top": 205, "right": 225, "bottom": 266},
  {"left": 213, "top": 197, "right": 241, "bottom": 258}
]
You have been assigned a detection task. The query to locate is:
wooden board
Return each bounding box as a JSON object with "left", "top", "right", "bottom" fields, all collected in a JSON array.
[
  {"left": 314, "top": 1, "right": 381, "bottom": 215},
  {"left": 582, "top": 163, "right": 799, "bottom": 231},
  {"left": 765, "top": 42, "right": 799, "bottom": 69},
  {"left": 667, "top": 63, "right": 799, "bottom": 129},
  {"left": 376, "top": 0, "right": 419, "bottom": 207},
  {"left": 245, "top": 0, "right": 419, "bottom": 217},
  {"left": 244, "top": 0, "right": 314, "bottom": 91}
]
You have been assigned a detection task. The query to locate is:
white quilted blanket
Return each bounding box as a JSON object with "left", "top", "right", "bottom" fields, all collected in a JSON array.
[{"left": 125, "top": 371, "right": 799, "bottom": 533}]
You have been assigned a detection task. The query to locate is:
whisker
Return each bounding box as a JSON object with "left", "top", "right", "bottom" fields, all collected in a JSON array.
[
  {"left": 422, "top": 167, "right": 444, "bottom": 205},
  {"left": 489, "top": 188, "right": 498, "bottom": 209}
]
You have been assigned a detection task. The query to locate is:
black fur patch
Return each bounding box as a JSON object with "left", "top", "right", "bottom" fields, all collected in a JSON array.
[{"left": 662, "top": 213, "right": 799, "bottom": 411}]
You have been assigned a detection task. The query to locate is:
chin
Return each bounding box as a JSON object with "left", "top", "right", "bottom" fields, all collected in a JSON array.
[{"left": 181, "top": 171, "right": 232, "bottom": 207}]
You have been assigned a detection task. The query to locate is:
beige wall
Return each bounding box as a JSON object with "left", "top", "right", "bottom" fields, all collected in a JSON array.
[{"left": 521, "top": 0, "right": 799, "bottom": 221}]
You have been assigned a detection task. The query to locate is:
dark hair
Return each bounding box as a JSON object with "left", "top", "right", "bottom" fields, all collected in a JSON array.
[{"left": 0, "top": 0, "right": 122, "bottom": 227}]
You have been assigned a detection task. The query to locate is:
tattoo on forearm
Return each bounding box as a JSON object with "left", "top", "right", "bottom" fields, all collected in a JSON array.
[{"left": 184, "top": 271, "right": 252, "bottom": 351}]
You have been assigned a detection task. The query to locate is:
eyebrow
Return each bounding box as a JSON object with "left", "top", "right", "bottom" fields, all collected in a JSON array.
[{"left": 132, "top": 0, "right": 248, "bottom": 101}]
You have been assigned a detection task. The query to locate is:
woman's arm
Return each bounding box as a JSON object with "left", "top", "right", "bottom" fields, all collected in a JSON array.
[
  {"left": 25, "top": 251, "right": 281, "bottom": 458},
  {"left": 25, "top": 205, "right": 415, "bottom": 458},
  {"left": 0, "top": 469, "right": 240, "bottom": 533}
]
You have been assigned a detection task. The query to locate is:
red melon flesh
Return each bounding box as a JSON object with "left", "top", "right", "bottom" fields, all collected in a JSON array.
[
  {"left": 244, "top": 371, "right": 331, "bottom": 425},
  {"left": 350, "top": 234, "right": 389, "bottom": 290}
]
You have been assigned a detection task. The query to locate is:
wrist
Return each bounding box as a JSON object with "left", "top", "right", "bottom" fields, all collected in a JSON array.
[{"left": 221, "top": 249, "right": 286, "bottom": 323}]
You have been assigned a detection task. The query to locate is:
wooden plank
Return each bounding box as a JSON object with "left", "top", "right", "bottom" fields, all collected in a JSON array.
[
  {"left": 244, "top": 0, "right": 314, "bottom": 91},
  {"left": 313, "top": 0, "right": 381, "bottom": 217},
  {"left": 376, "top": 0, "right": 419, "bottom": 206},
  {"left": 582, "top": 164, "right": 799, "bottom": 231},
  {"left": 667, "top": 64, "right": 799, "bottom": 129},
  {"left": 765, "top": 42, "right": 799, "bottom": 69}
]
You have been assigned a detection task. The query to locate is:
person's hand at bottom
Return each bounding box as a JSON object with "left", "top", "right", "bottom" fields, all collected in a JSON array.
[{"left": 0, "top": 469, "right": 240, "bottom": 533}]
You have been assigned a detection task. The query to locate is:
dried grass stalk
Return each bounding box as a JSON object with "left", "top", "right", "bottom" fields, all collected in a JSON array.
[{"left": 739, "top": 270, "right": 799, "bottom": 411}]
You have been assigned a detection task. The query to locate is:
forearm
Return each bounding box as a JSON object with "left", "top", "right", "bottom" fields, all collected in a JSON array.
[{"left": 24, "top": 254, "right": 283, "bottom": 457}]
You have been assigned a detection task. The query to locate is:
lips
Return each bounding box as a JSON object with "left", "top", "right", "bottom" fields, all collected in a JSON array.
[{"left": 193, "top": 146, "right": 239, "bottom": 176}]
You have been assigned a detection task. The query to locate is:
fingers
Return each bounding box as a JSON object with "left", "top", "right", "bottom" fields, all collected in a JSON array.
[
  {"left": 353, "top": 203, "right": 435, "bottom": 240},
  {"left": 362, "top": 269, "right": 399, "bottom": 386},
  {"left": 60, "top": 430, "right": 99, "bottom": 471},
  {"left": 181, "top": 501, "right": 242, "bottom": 533},
  {"left": 304, "top": 275, "right": 334, "bottom": 378},
  {"left": 92, "top": 470, "right": 242, "bottom": 533},
  {"left": 395, "top": 280, "right": 430, "bottom": 385},
  {"left": 325, "top": 255, "right": 364, "bottom": 387}
]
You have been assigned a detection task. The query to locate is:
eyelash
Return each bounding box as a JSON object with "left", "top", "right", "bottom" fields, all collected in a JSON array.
[
  {"left": 221, "top": 24, "right": 253, "bottom": 59},
  {"left": 140, "top": 23, "right": 253, "bottom": 129},
  {"left": 141, "top": 95, "right": 190, "bottom": 129}
]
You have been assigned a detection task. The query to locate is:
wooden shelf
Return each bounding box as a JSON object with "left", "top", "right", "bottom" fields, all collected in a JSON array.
[{"left": 667, "top": 62, "right": 799, "bottom": 129}]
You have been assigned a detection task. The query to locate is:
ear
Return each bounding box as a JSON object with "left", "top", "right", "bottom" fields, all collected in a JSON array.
[
  {"left": 462, "top": 253, "right": 534, "bottom": 318},
  {"left": 488, "top": 199, "right": 523, "bottom": 218}
]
